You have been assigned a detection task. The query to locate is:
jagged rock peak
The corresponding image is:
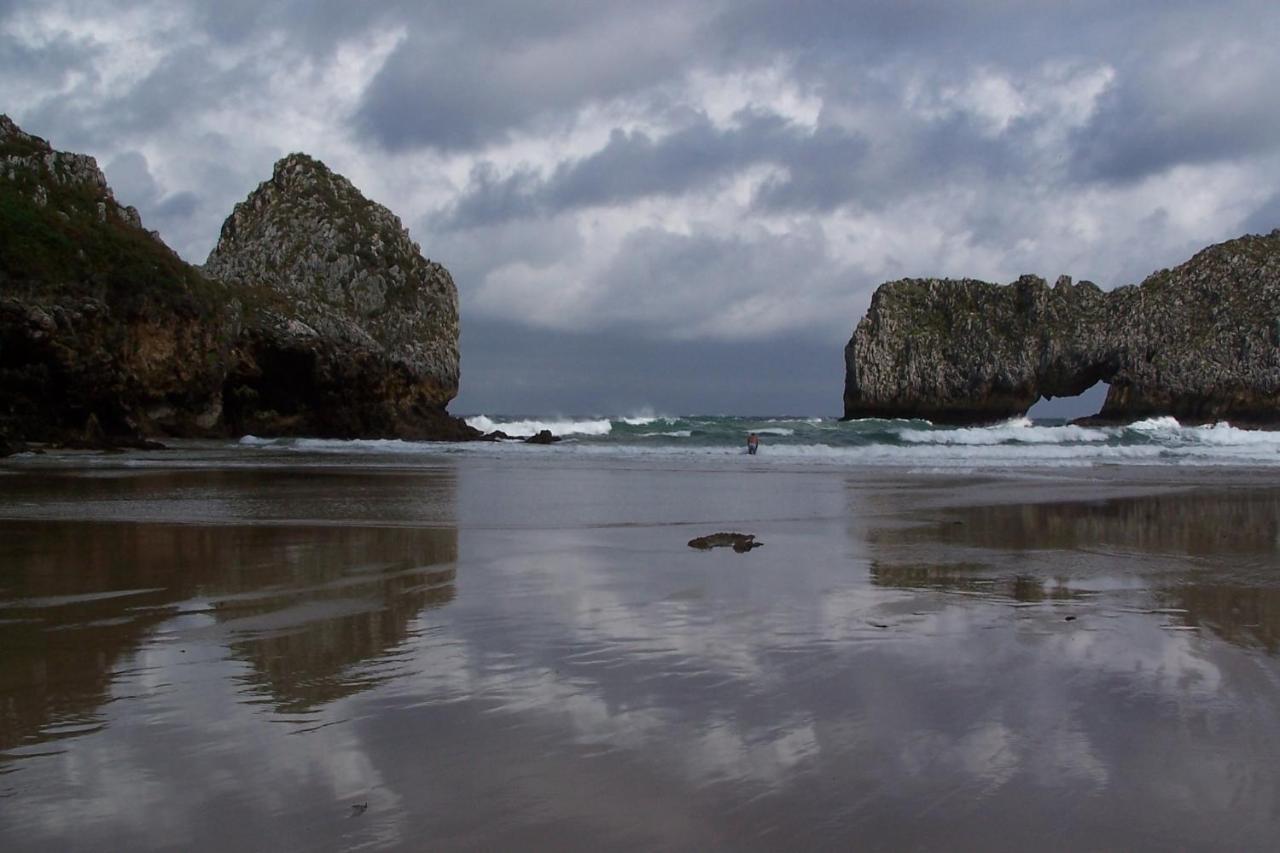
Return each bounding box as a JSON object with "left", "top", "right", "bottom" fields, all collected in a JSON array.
[
  {"left": 0, "top": 113, "right": 142, "bottom": 228},
  {"left": 844, "top": 229, "right": 1280, "bottom": 426},
  {"left": 205, "top": 151, "right": 462, "bottom": 419},
  {"left": 0, "top": 115, "right": 237, "bottom": 443}
]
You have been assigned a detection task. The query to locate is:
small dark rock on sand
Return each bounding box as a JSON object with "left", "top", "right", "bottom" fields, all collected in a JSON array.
[{"left": 688, "top": 532, "right": 763, "bottom": 552}]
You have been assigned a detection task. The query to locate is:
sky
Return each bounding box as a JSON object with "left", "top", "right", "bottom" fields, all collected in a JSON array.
[{"left": 4, "top": 1, "right": 1280, "bottom": 417}]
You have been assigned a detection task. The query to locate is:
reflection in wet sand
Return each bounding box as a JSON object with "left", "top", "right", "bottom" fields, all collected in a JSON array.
[
  {"left": 883, "top": 488, "right": 1280, "bottom": 555},
  {"left": 866, "top": 486, "right": 1280, "bottom": 651},
  {"left": 870, "top": 562, "right": 1084, "bottom": 602},
  {"left": 5, "top": 459, "right": 1280, "bottom": 850},
  {"left": 0, "top": 475, "right": 458, "bottom": 757}
]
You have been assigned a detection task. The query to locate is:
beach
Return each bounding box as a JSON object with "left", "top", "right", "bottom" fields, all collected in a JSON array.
[{"left": 3, "top": 442, "right": 1280, "bottom": 850}]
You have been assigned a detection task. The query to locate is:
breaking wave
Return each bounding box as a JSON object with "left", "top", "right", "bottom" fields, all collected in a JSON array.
[
  {"left": 465, "top": 415, "right": 613, "bottom": 437},
  {"left": 234, "top": 414, "right": 1280, "bottom": 468}
]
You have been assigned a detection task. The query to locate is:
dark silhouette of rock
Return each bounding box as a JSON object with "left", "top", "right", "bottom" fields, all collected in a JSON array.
[
  {"left": 0, "top": 115, "right": 478, "bottom": 443},
  {"left": 524, "top": 429, "right": 561, "bottom": 444},
  {"left": 1, "top": 116, "right": 238, "bottom": 444},
  {"left": 688, "top": 532, "right": 763, "bottom": 552},
  {"left": 844, "top": 230, "right": 1280, "bottom": 425},
  {"left": 57, "top": 414, "right": 166, "bottom": 451}
]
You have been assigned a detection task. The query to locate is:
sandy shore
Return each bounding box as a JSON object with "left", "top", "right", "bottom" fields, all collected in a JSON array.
[{"left": 2, "top": 450, "right": 1280, "bottom": 850}]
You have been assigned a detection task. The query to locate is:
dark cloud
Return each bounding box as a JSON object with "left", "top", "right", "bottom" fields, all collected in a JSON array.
[
  {"left": 1071, "top": 66, "right": 1280, "bottom": 184},
  {"left": 438, "top": 100, "right": 1044, "bottom": 233},
  {"left": 543, "top": 121, "right": 761, "bottom": 210},
  {"left": 713, "top": 0, "right": 1217, "bottom": 72},
  {"left": 440, "top": 164, "right": 542, "bottom": 230},
  {"left": 7, "top": 0, "right": 1280, "bottom": 414},
  {"left": 454, "top": 319, "right": 842, "bottom": 416},
  {"left": 354, "top": 2, "right": 704, "bottom": 150},
  {"left": 197, "top": 0, "right": 382, "bottom": 50},
  {"left": 1241, "top": 192, "right": 1280, "bottom": 236},
  {"left": 104, "top": 151, "right": 159, "bottom": 202},
  {"left": 593, "top": 223, "right": 842, "bottom": 321},
  {"left": 154, "top": 191, "right": 200, "bottom": 220},
  {"left": 0, "top": 30, "right": 94, "bottom": 94},
  {"left": 103, "top": 151, "right": 225, "bottom": 252},
  {"left": 437, "top": 111, "right": 835, "bottom": 228}
]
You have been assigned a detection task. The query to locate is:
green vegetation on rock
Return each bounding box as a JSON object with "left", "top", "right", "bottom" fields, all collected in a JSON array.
[
  {"left": 844, "top": 232, "right": 1280, "bottom": 425},
  {"left": 0, "top": 115, "right": 473, "bottom": 444}
]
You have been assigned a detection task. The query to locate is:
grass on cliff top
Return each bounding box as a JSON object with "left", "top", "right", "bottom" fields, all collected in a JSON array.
[
  {"left": 0, "top": 130, "right": 52, "bottom": 160},
  {"left": 0, "top": 179, "right": 228, "bottom": 316}
]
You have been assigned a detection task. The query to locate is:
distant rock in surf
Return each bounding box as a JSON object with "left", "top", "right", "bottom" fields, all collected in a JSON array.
[
  {"left": 523, "top": 429, "right": 561, "bottom": 444},
  {"left": 844, "top": 230, "right": 1280, "bottom": 426}
]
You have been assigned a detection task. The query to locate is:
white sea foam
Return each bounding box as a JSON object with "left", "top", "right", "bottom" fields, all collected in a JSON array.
[
  {"left": 619, "top": 408, "right": 672, "bottom": 426},
  {"left": 755, "top": 428, "right": 794, "bottom": 436},
  {"left": 1127, "top": 416, "right": 1183, "bottom": 431},
  {"left": 232, "top": 417, "right": 1280, "bottom": 469},
  {"left": 897, "top": 421, "right": 1109, "bottom": 445},
  {"left": 465, "top": 415, "right": 613, "bottom": 436},
  {"left": 1174, "top": 423, "right": 1280, "bottom": 447}
]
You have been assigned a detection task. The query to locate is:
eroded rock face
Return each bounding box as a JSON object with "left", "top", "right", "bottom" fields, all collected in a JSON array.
[
  {"left": 0, "top": 117, "right": 475, "bottom": 443},
  {"left": 844, "top": 230, "right": 1280, "bottom": 425},
  {"left": 0, "top": 116, "right": 238, "bottom": 442},
  {"left": 206, "top": 154, "right": 471, "bottom": 439}
]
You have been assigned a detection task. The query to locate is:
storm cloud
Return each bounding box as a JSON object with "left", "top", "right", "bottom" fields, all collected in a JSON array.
[{"left": 3, "top": 0, "right": 1280, "bottom": 414}]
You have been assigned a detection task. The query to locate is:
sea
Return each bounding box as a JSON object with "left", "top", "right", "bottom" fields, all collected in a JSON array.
[{"left": 228, "top": 413, "right": 1280, "bottom": 468}]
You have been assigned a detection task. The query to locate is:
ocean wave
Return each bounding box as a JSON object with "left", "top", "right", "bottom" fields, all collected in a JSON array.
[
  {"left": 618, "top": 409, "right": 675, "bottom": 426},
  {"left": 1127, "top": 416, "right": 1183, "bottom": 431},
  {"left": 229, "top": 415, "right": 1280, "bottom": 468},
  {"left": 1172, "top": 423, "right": 1280, "bottom": 447},
  {"left": 897, "top": 421, "right": 1109, "bottom": 446},
  {"left": 465, "top": 415, "right": 613, "bottom": 437}
]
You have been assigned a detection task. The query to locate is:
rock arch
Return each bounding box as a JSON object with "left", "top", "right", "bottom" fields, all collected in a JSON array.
[{"left": 843, "top": 231, "right": 1280, "bottom": 426}]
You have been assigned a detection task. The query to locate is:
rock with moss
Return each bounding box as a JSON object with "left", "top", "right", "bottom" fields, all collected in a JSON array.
[
  {"left": 0, "top": 115, "right": 237, "bottom": 442},
  {"left": 205, "top": 154, "right": 474, "bottom": 439},
  {"left": 0, "top": 116, "right": 476, "bottom": 444},
  {"left": 844, "top": 230, "right": 1280, "bottom": 425}
]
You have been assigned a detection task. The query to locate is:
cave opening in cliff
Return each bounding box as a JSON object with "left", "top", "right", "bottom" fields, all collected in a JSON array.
[{"left": 1027, "top": 380, "right": 1109, "bottom": 421}]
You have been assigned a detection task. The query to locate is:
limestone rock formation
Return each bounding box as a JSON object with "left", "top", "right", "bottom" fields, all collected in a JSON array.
[
  {"left": 0, "top": 115, "right": 475, "bottom": 444},
  {"left": 205, "top": 154, "right": 472, "bottom": 439},
  {"left": 0, "top": 115, "right": 238, "bottom": 442},
  {"left": 844, "top": 230, "right": 1280, "bottom": 425}
]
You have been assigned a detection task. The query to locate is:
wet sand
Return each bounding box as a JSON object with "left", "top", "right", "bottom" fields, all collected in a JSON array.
[{"left": 3, "top": 451, "right": 1280, "bottom": 850}]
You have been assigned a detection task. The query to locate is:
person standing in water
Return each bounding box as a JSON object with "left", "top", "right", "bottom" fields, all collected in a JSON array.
[{"left": 747, "top": 432, "right": 760, "bottom": 455}]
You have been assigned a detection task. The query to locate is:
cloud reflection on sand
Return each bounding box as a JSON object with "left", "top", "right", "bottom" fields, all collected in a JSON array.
[{"left": 4, "top": 461, "right": 1280, "bottom": 849}]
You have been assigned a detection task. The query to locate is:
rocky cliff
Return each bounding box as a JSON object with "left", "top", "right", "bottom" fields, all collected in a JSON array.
[
  {"left": 0, "top": 116, "right": 474, "bottom": 445},
  {"left": 0, "top": 116, "right": 238, "bottom": 443},
  {"left": 205, "top": 154, "right": 471, "bottom": 439},
  {"left": 844, "top": 230, "right": 1280, "bottom": 425}
]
